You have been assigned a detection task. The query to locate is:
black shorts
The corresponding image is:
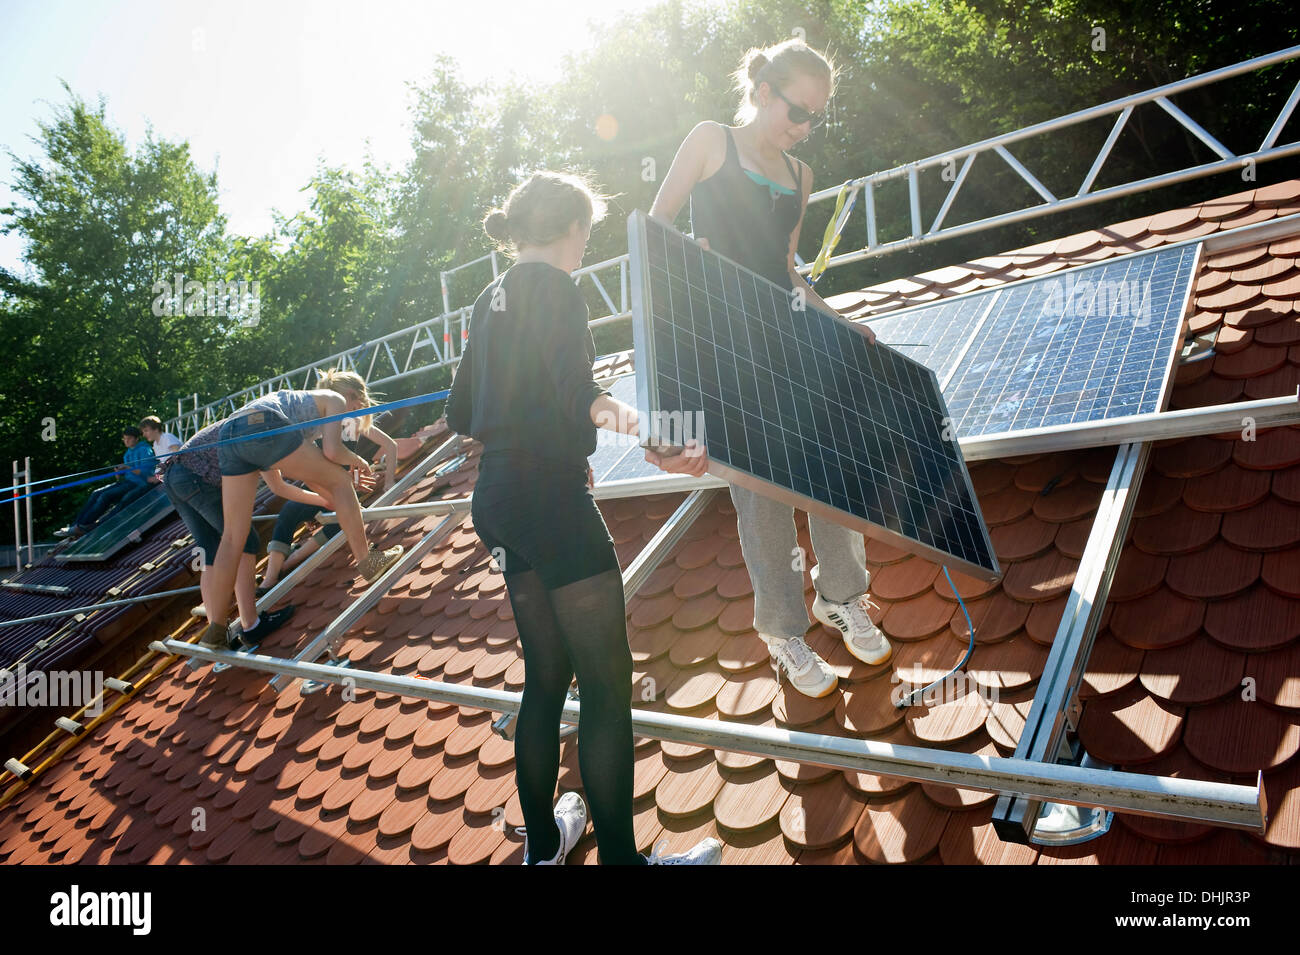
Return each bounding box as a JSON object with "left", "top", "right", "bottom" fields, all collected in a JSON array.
[{"left": 470, "top": 451, "right": 619, "bottom": 590}]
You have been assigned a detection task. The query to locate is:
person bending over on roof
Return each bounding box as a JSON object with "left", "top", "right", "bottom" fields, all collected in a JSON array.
[
  {"left": 55, "top": 426, "right": 157, "bottom": 538},
  {"left": 140, "top": 415, "right": 182, "bottom": 485},
  {"left": 260, "top": 411, "right": 404, "bottom": 592},
  {"left": 445, "top": 172, "right": 721, "bottom": 866},
  {"left": 161, "top": 420, "right": 306, "bottom": 649},
  {"left": 197, "top": 370, "right": 405, "bottom": 650},
  {"left": 648, "top": 38, "right": 889, "bottom": 700}
]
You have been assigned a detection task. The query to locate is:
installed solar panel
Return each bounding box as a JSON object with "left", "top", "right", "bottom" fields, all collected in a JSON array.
[
  {"left": 587, "top": 374, "right": 643, "bottom": 483},
  {"left": 55, "top": 486, "right": 174, "bottom": 563},
  {"left": 628, "top": 211, "right": 999, "bottom": 580},
  {"left": 865, "top": 243, "right": 1200, "bottom": 437}
]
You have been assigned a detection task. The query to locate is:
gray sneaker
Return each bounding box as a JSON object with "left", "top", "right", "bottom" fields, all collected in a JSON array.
[{"left": 764, "top": 633, "right": 839, "bottom": 698}]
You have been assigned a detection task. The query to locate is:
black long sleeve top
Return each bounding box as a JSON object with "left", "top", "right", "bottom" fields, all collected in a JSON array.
[{"left": 444, "top": 262, "right": 609, "bottom": 468}]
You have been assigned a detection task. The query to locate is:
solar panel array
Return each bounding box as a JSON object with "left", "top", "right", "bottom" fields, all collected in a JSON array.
[
  {"left": 55, "top": 487, "right": 174, "bottom": 563},
  {"left": 588, "top": 375, "right": 662, "bottom": 484},
  {"left": 866, "top": 243, "right": 1200, "bottom": 436},
  {"left": 628, "top": 211, "right": 999, "bottom": 579}
]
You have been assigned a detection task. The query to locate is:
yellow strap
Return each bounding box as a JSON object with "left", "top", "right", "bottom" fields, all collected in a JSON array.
[{"left": 809, "top": 180, "right": 853, "bottom": 284}]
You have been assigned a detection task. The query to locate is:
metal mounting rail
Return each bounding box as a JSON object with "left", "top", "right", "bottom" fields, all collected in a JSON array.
[
  {"left": 153, "top": 638, "right": 1266, "bottom": 831},
  {"left": 993, "top": 441, "right": 1151, "bottom": 842}
]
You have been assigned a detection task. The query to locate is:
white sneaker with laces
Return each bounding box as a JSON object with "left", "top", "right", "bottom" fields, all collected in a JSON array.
[
  {"left": 521, "top": 791, "right": 587, "bottom": 865},
  {"left": 812, "top": 592, "right": 892, "bottom": 666},
  {"left": 646, "top": 837, "right": 723, "bottom": 865},
  {"left": 763, "top": 633, "right": 838, "bottom": 698}
]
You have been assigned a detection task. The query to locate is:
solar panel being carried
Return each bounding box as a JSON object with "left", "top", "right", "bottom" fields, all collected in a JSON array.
[
  {"left": 864, "top": 242, "right": 1201, "bottom": 437},
  {"left": 628, "top": 211, "right": 999, "bottom": 581}
]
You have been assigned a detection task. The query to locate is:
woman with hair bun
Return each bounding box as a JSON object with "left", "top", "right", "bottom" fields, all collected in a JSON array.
[
  {"left": 649, "top": 38, "right": 891, "bottom": 701},
  {"left": 446, "top": 170, "right": 719, "bottom": 865}
]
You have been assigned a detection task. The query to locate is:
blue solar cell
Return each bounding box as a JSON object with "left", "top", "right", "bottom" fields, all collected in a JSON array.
[
  {"left": 629, "top": 212, "right": 999, "bottom": 579},
  {"left": 587, "top": 375, "right": 641, "bottom": 483},
  {"left": 861, "top": 243, "right": 1199, "bottom": 438}
]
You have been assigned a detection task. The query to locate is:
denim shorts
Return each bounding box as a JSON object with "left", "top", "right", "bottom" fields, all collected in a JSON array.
[
  {"left": 218, "top": 409, "right": 304, "bottom": 476},
  {"left": 162, "top": 462, "right": 260, "bottom": 565}
]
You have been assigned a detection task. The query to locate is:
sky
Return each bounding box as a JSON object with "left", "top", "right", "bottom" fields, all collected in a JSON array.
[{"left": 0, "top": 0, "right": 680, "bottom": 279}]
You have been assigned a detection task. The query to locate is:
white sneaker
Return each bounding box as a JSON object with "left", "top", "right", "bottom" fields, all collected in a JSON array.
[
  {"left": 521, "top": 791, "right": 587, "bottom": 865},
  {"left": 812, "top": 592, "right": 893, "bottom": 666},
  {"left": 646, "top": 837, "right": 723, "bottom": 865},
  {"left": 763, "top": 633, "right": 838, "bottom": 698}
]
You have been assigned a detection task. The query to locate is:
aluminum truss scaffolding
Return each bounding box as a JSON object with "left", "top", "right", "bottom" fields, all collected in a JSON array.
[{"left": 161, "top": 47, "right": 1300, "bottom": 442}]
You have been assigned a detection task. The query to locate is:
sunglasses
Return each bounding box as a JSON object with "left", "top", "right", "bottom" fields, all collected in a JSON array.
[{"left": 772, "top": 87, "right": 827, "bottom": 130}]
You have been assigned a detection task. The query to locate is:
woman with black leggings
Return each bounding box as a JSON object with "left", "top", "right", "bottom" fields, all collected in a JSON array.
[{"left": 446, "top": 171, "right": 719, "bottom": 865}]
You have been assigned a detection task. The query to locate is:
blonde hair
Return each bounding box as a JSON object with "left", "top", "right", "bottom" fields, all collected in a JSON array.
[
  {"left": 316, "top": 368, "right": 378, "bottom": 435},
  {"left": 483, "top": 170, "right": 609, "bottom": 254},
  {"left": 733, "top": 38, "right": 837, "bottom": 124}
]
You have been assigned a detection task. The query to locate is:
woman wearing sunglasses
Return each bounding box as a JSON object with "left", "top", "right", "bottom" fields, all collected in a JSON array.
[{"left": 649, "top": 38, "right": 890, "bottom": 700}]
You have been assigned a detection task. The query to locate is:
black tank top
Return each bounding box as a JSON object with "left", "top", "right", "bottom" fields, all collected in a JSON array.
[{"left": 689, "top": 126, "right": 803, "bottom": 291}]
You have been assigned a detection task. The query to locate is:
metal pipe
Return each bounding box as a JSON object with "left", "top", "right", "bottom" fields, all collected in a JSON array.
[
  {"left": 960, "top": 388, "right": 1300, "bottom": 460},
  {"left": 25, "top": 457, "right": 33, "bottom": 565},
  {"left": 0, "top": 585, "right": 203, "bottom": 630},
  {"left": 11, "top": 461, "right": 19, "bottom": 571},
  {"left": 806, "top": 45, "right": 1300, "bottom": 199},
  {"left": 994, "top": 440, "right": 1152, "bottom": 841},
  {"left": 622, "top": 489, "right": 717, "bottom": 600},
  {"left": 153, "top": 638, "right": 1266, "bottom": 831},
  {"left": 816, "top": 143, "right": 1300, "bottom": 269},
  {"left": 271, "top": 506, "right": 467, "bottom": 681}
]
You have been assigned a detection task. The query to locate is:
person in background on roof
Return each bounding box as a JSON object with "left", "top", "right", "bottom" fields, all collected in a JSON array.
[
  {"left": 445, "top": 171, "right": 720, "bottom": 865},
  {"left": 648, "top": 38, "right": 890, "bottom": 700},
  {"left": 55, "top": 425, "right": 157, "bottom": 538},
  {"left": 259, "top": 409, "right": 407, "bottom": 593},
  {"left": 140, "top": 415, "right": 182, "bottom": 485},
  {"left": 197, "top": 370, "right": 405, "bottom": 650},
  {"left": 161, "top": 419, "right": 303, "bottom": 649}
]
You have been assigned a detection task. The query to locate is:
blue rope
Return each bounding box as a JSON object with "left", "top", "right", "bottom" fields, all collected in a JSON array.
[
  {"left": 894, "top": 565, "right": 978, "bottom": 710},
  {"left": 10, "top": 388, "right": 451, "bottom": 503}
]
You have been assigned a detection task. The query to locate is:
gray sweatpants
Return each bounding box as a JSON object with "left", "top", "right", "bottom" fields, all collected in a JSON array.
[{"left": 729, "top": 483, "right": 871, "bottom": 641}]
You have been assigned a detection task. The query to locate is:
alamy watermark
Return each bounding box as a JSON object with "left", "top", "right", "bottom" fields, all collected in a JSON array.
[
  {"left": 1041, "top": 271, "right": 1152, "bottom": 325},
  {"left": 593, "top": 406, "right": 707, "bottom": 454},
  {"left": 0, "top": 664, "right": 104, "bottom": 716},
  {"left": 151, "top": 273, "right": 261, "bottom": 327},
  {"left": 890, "top": 665, "right": 998, "bottom": 708}
]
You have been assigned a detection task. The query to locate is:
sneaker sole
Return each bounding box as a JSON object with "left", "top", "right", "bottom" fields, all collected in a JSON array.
[
  {"left": 811, "top": 603, "right": 892, "bottom": 667},
  {"left": 772, "top": 661, "right": 839, "bottom": 699}
]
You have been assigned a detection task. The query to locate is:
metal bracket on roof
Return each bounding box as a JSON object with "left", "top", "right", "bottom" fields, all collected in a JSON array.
[
  {"left": 992, "top": 441, "right": 1149, "bottom": 844},
  {"left": 269, "top": 504, "right": 468, "bottom": 690},
  {"left": 256, "top": 434, "right": 462, "bottom": 682}
]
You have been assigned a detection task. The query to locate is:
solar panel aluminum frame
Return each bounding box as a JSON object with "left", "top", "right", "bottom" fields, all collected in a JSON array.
[{"left": 628, "top": 211, "right": 1000, "bottom": 582}]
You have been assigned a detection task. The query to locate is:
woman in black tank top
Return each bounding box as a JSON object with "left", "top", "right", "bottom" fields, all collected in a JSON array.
[{"left": 647, "top": 39, "right": 892, "bottom": 701}]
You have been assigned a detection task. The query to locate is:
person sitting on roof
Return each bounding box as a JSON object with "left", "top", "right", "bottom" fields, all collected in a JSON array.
[
  {"left": 55, "top": 426, "right": 157, "bottom": 538},
  {"left": 139, "top": 415, "right": 182, "bottom": 485},
  {"left": 446, "top": 171, "right": 719, "bottom": 865},
  {"left": 161, "top": 419, "right": 303, "bottom": 649},
  {"left": 648, "top": 38, "right": 890, "bottom": 701},
  {"left": 196, "top": 370, "right": 404, "bottom": 650}
]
